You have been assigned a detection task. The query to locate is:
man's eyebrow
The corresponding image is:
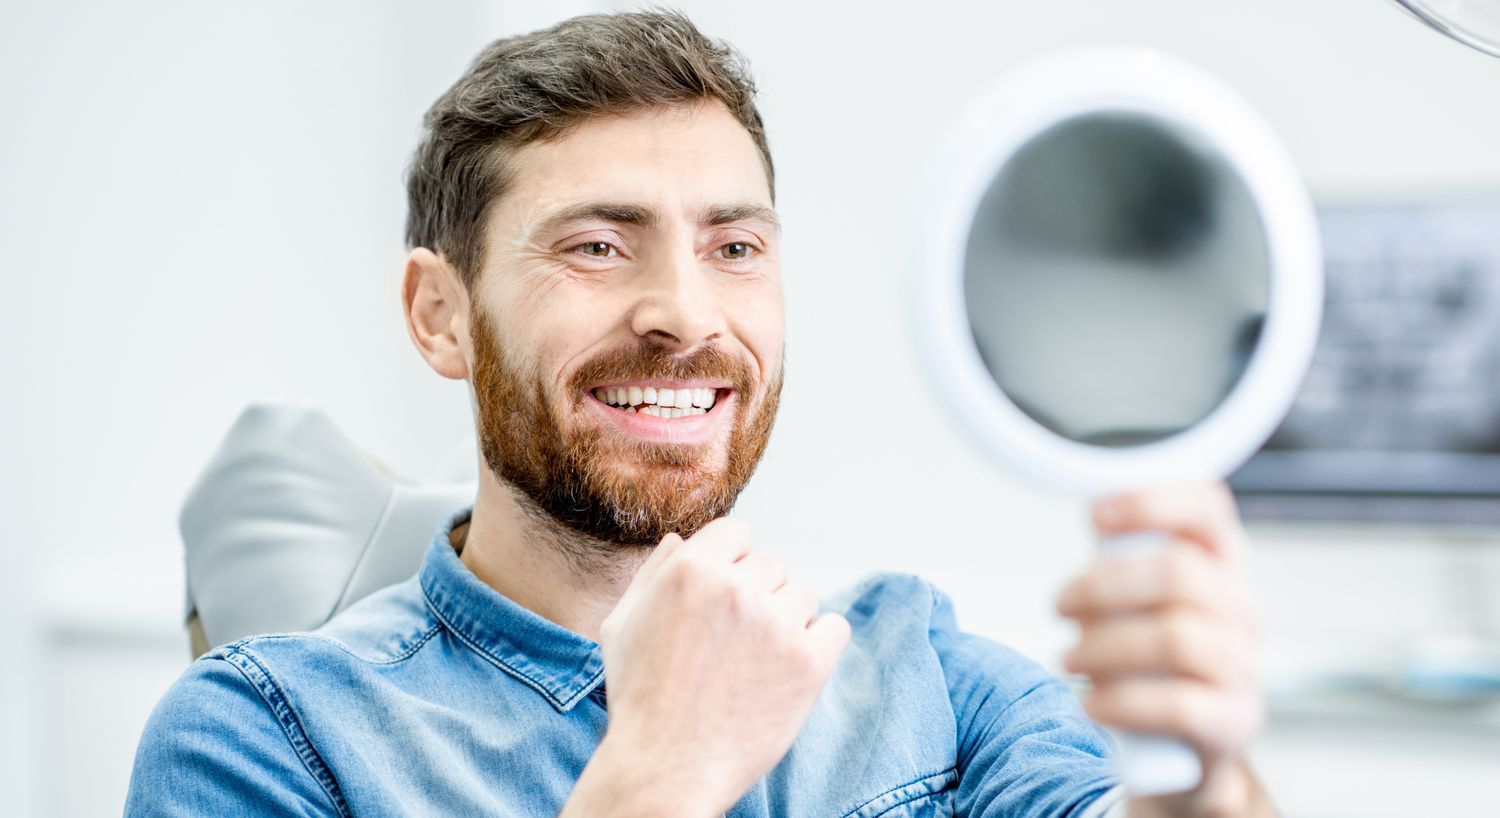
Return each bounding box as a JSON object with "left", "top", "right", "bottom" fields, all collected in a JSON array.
[
  {"left": 703, "top": 204, "right": 780, "bottom": 232},
  {"left": 534, "top": 202, "right": 660, "bottom": 235}
]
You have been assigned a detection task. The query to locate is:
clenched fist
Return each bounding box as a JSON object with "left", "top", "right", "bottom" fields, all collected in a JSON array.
[{"left": 562, "top": 519, "right": 851, "bottom": 818}]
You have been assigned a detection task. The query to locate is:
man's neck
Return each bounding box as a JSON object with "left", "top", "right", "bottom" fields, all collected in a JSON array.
[{"left": 456, "top": 472, "right": 651, "bottom": 642}]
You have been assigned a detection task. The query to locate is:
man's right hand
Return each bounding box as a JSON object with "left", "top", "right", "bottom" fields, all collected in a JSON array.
[{"left": 561, "top": 518, "right": 851, "bottom": 818}]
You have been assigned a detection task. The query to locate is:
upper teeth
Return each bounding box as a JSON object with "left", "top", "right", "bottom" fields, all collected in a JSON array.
[{"left": 593, "top": 385, "right": 718, "bottom": 415}]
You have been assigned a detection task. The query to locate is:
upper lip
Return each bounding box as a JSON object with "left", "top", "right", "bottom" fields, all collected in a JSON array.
[{"left": 586, "top": 379, "right": 731, "bottom": 391}]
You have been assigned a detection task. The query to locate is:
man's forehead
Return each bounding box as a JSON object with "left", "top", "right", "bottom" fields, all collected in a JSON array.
[{"left": 495, "top": 102, "right": 774, "bottom": 228}]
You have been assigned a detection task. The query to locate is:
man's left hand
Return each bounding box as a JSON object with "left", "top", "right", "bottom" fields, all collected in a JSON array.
[{"left": 1058, "top": 482, "right": 1274, "bottom": 817}]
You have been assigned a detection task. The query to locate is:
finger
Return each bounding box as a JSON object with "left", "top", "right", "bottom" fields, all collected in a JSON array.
[
  {"left": 1063, "top": 612, "right": 1256, "bottom": 685},
  {"left": 684, "top": 517, "right": 753, "bottom": 564},
  {"left": 634, "top": 532, "right": 686, "bottom": 581},
  {"left": 1093, "top": 482, "right": 1249, "bottom": 562},
  {"left": 735, "top": 551, "right": 788, "bottom": 593},
  {"left": 1058, "top": 543, "right": 1250, "bottom": 621},
  {"left": 612, "top": 533, "right": 686, "bottom": 612},
  {"left": 805, "top": 611, "right": 852, "bottom": 672},
  {"left": 1083, "top": 676, "right": 1264, "bottom": 759},
  {"left": 770, "top": 580, "right": 821, "bottom": 627}
]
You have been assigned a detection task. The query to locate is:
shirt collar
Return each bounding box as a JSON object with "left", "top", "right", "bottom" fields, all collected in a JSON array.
[{"left": 419, "top": 507, "right": 605, "bottom": 713}]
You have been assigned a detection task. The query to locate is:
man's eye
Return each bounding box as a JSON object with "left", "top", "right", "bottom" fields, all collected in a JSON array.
[
  {"left": 576, "top": 241, "right": 616, "bottom": 258},
  {"left": 718, "top": 242, "right": 754, "bottom": 261}
]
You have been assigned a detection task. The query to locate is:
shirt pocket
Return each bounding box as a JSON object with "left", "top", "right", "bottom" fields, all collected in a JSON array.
[{"left": 844, "top": 768, "right": 957, "bottom": 818}]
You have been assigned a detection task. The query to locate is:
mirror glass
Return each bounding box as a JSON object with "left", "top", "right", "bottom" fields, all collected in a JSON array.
[{"left": 963, "top": 112, "right": 1272, "bottom": 448}]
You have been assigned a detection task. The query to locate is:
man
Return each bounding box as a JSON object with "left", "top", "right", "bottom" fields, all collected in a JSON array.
[{"left": 128, "top": 11, "right": 1271, "bottom": 817}]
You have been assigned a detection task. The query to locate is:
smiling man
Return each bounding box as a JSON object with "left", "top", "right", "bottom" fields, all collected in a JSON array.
[{"left": 128, "top": 11, "right": 1272, "bottom": 818}]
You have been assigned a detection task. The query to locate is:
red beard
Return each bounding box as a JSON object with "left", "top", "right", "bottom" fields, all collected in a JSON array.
[{"left": 470, "top": 305, "right": 781, "bottom": 547}]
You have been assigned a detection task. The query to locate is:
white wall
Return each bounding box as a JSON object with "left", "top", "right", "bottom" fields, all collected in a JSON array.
[{"left": 3, "top": 1, "right": 1499, "bottom": 816}]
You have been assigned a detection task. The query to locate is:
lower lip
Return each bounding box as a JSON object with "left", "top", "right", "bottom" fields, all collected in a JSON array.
[{"left": 583, "top": 391, "right": 734, "bottom": 444}]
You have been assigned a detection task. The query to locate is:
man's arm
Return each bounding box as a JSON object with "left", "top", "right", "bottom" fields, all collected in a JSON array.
[
  {"left": 929, "top": 585, "right": 1125, "bottom": 818},
  {"left": 126, "top": 656, "right": 344, "bottom": 817}
]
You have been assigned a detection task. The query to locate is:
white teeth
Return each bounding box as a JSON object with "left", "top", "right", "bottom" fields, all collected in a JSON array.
[
  {"left": 595, "top": 384, "right": 719, "bottom": 412},
  {"left": 640, "top": 405, "right": 662, "bottom": 417},
  {"left": 625, "top": 405, "right": 636, "bottom": 413}
]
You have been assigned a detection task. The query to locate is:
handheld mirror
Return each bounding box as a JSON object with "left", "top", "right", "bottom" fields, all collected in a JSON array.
[{"left": 912, "top": 48, "right": 1323, "bottom": 795}]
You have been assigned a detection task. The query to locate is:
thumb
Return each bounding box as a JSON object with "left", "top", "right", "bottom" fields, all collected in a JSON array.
[
  {"left": 618, "top": 532, "right": 685, "bottom": 600},
  {"left": 806, "top": 612, "right": 852, "bottom": 677}
]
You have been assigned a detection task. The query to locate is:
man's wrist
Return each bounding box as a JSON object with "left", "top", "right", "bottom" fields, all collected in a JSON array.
[{"left": 1124, "top": 756, "right": 1276, "bottom": 818}]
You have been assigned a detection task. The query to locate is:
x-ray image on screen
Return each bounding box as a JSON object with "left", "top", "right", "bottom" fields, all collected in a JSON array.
[{"left": 1232, "top": 201, "right": 1500, "bottom": 524}]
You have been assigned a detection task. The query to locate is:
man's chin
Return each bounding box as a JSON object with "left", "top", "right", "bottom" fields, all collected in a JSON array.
[{"left": 596, "top": 456, "right": 727, "bottom": 493}]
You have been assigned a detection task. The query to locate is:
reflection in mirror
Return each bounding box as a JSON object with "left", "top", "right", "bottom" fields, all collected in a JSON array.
[{"left": 964, "top": 112, "right": 1272, "bottom": 447}]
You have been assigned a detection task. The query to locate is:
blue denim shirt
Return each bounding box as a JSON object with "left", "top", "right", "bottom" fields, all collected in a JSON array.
[{"left": 127, "top": 510, "right": 1124, "bottom": 817}]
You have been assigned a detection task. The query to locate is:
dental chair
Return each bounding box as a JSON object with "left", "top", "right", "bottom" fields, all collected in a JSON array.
[{"left": 180, "top": 404, "right": 475, "bottom": 656}]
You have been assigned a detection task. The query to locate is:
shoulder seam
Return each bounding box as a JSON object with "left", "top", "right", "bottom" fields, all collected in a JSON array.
[
  {"left": 216, "top": 647, "right": 353, "bottom": 818},
  {"left": 236, "top": 621, "right": 442, "bottom": 666}
]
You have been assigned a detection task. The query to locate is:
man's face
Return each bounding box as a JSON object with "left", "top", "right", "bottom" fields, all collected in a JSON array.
[{"left": 465, "top": 101, "right": 783, "bottom": 546}]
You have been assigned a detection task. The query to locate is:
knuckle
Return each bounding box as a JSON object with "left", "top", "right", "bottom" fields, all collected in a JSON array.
[
  {"left": 784, "top": 639, "right": 821, "bottom": 676},
  {"left": 786, "top": 580, "right": 817, "bottom": 606},
  {"left": 727, "top": 579, "right": 761, "bottom": 617},
  {"left": 1069, "top": 573, "right": 1101, "bottom": 607},
  {"left": 1115, "top": 492, "right": 1150, "bottom": 522},
  {"left": 1230, "top": 633, "right": 1261, "bottom": 684},
  {"left": 829, "top": 613, "right": 852, "bottom": 645},
  {"left": 1167, "top": 689, "right": 1204, "bottom": 737},
  {"left": 665, "top": 556, "right": 697, "bottom": 588},
  {"left": 668, "top": 553, "right": 716, "bottom": 591},
  {"left": 1162, "top": 614, "right": 1199, "bottom": 669},
  {"left": 1162, "top": 549, "right": 1200, "bottom": 598}
]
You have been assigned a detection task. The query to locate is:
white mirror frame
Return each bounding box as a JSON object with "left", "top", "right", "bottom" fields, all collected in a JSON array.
[
  {"left": 1390, "top": 0, "right": 1500, "bottom": 59},
  {"left": 912, "top": 47, "right": 1324, "bottom": 497}
]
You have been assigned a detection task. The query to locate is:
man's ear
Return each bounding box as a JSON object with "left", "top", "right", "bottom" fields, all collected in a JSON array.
[{"left": 402, "top": 247, "right": 471, "bottom": 381}]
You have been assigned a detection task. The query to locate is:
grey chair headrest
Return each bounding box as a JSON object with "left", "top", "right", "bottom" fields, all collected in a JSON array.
[{"left": 181, "top": 404, "right": 474, "bottom": 649}]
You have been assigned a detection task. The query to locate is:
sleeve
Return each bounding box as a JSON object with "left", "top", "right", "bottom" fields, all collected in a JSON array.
[
  {"left": 927, "top": 585, "right": 1124, "bottom": 818},
  {"left": 124, "top": 654, "right": 346, "bottom": 817}
]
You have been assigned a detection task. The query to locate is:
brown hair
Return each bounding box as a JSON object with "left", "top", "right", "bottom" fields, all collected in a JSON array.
[{"left": 405, "top": 9, "right": 774, "bottom": 290}]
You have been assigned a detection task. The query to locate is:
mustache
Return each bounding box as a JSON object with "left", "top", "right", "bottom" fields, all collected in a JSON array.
[{"left": 567, "top": 342, "right": 756, "bottom": 402}]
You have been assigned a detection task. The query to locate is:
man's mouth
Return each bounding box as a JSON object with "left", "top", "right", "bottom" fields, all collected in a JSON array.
[{"left": 590, "top": 383, "right": 724, "bottom": 418}]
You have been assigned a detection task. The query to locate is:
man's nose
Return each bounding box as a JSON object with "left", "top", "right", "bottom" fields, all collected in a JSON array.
[{"left": 629, "top": 251, "right": 726, "bottom": 351}]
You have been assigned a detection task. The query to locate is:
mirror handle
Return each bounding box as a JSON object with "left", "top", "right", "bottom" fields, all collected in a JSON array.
[{"left": 1097, "top": 531, "right": 1204, "bottom": 796}]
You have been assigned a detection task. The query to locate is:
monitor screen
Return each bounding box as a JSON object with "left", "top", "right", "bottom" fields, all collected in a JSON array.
[{"left": 1230, "top": 200, "right": 1500, "bottom": 525}]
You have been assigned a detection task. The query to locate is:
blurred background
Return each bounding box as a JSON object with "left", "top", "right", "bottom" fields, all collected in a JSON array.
[{"left": 3, "top": 1, "right": 1500, "bottom": 815}]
